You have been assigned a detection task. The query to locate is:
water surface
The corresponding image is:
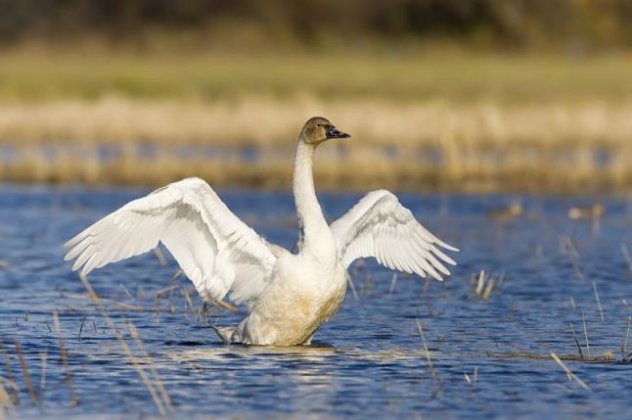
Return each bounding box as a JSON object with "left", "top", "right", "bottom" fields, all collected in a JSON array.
[{"left": 0, "top": 186, "right": 631, "bottom": 418}]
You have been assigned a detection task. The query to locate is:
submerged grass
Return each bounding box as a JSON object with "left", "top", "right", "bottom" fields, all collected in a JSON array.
[
  {"left": 550, "top": 352, "right": 591, "bottom": 392},
  {"left": 52, "top": 311, "right": 78, "bottom": 406},
  {"left": 0, "top": 260, "right": 629, "bottom": 414},
  {"left": 12, "top": 339, "right": 36, "bottom": 405},
  {"left": 78, "top": 274, "right": 173, "bottom": 414}
]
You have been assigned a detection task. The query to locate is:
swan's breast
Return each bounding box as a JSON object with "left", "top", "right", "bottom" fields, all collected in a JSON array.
[{"left": 244, "top": 254, "right": 346, "bottom": 345}]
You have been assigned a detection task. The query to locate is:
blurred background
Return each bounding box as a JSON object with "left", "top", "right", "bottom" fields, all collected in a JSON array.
[{"left": 1, "top": 0, "right": 632, "bottom": 193}]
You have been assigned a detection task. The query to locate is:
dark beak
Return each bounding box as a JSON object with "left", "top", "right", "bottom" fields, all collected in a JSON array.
[{"left": 326, "top": 126, "right": 351, "bottom": 139}]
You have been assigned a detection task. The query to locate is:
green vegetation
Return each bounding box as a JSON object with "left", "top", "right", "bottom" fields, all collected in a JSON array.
[
  {"left": 1, "top": 50, "right": 632, "bottom": 103},
  {"left": 4, "top": 0, "right": 632, "bottom": 53}
]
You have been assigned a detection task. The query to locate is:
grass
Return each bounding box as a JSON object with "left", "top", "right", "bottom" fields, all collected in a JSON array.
[
  {"left": 78, "top": 274, "right": 172, "bottom": 414},
  {"left": 2, "top": 112, "right": 632, "bottom": 193},
  {"left": 2, "top": 49, "right": 632, "bottom": 102},
  {"left": 2, "top": 49, "right": 632, "bottom": 192}
]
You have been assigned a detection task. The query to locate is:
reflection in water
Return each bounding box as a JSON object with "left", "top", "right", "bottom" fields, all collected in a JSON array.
[
  {"left": 169, "top": 344, "right": 434, "bottom": 364},
  {"left": 169, "top": 343, "right": 338, "bottom": 362},
  {"left": 0, "top": 187, "right": 632, "bottom": 417}
]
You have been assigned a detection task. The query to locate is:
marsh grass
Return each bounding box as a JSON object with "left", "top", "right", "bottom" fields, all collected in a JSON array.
[
  {"left": 623, "top": 316, "right": 632, "bottom": 355},
  {"left": 416, "top": 319, "right": 435, "bottom": 378},
  {"left": 2, "top": 50, "right": 632, "bottom": 102},
  {"left": 0, "top": 380, "right": 15, "bottom": 412},
  {"left": 12, "top": 339, "right": 36, "bottom": 405},
  {"left": 78, "top": 273, "right": 173, "bottom": 414},
  {"left": 2, "top": 114, "right": 632, "bottom": 192},
  {"left": 1, "top": 261, "right": 629, "bottom": 414},
  {"left": 51, "top": 311, "right": 78, "bottom": 407},
  {"left": 1, "top": 51, "right": 632, "bottom": 191},
  {"left": 550, "top": 352, "right": 591, "bottom": 392}
]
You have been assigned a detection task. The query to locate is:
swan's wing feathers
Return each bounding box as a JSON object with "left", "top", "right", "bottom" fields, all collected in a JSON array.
[
  {"left": 64, "top": 177, "right": 277, "bottom": 306},
  {"left": 331, "top": 190, "right": 457, "bottom": 281}
]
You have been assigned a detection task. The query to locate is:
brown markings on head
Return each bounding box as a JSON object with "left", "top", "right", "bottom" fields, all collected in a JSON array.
[{"left": 300, "top": 116, "right": 351, "bottom": 145}]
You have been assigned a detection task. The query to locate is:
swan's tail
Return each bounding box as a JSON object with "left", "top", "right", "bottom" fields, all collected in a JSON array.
[{"left": 210, "top": 325, "right": 241, "bottom": 344}]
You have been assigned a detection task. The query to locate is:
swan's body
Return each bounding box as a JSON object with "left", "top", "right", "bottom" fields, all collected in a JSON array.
[{"left": 65, "top": 117, "right": 457, "bottom": 346}]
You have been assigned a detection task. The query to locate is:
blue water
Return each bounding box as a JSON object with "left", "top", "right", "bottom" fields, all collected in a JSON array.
[{"left": 0, "top": 185, "right": 631, "bottom": 418}]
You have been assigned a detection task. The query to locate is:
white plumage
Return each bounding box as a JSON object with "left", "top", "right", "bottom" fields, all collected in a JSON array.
[
  {"left": 65, "top": 178, "right": 276, "bottom": 308},
  {"left": 331, "top": 190, "right": 457, "bottom": 280},
  {"left": 65, "top": 117, "right": 457, "bottom": 346}
]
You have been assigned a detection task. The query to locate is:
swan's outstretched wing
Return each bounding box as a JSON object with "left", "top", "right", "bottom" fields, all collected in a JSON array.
[
  {"left": 330, "top": 190, "right": 457, "bottom": 281},
  {"left": 64, "top": 177, "right": 277, "bottom": 307}
]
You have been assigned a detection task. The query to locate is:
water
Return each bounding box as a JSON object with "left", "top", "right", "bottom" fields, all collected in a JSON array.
[{"left": 1, "top": 185, "right": 631, "bottom": 418}]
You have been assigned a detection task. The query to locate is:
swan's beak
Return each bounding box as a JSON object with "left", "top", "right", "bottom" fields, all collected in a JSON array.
[{"left": 326, "top": 126, "right": 351, "bottom": 139}]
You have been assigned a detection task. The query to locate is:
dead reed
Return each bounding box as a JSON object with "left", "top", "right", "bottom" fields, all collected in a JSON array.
[
  {"left": 471, "top": 270, "right": 503, "bottom": 299},
  {"left": 0, "top": 380, "right": 15, "bottom": 417},
  {"left": 0, "top": 339, "right": 13, "bottom": 383},
  {"left": 38, "top": 351, "right": 47, "bottom": 402},
  {"left": 623, "top": 316, "right": 631, "bottom": 355},
  {"left": 592, "top": 281, "right": 605, "bottom": 321},
  {"left": 52, "top": 311, "right": 78, "bottom": 406},
  {"left": 1, "top": 50, "right": 632, "bottom": 192},
  {"left": 621, "top": 244, "right": 632, "bottom": 275},
  {"left": 77, "top": 274, "right": 173, "bottom": 414},
  {"left": 128, "top": 324, "right": 172, "bottom": 409},
  {"left": 550, "top": 352, "right": 591, "bottom": 392},
  {"left": 463, "top": 367, "right": 478, "bottom": 384},
  {"left": 416, "top": 319, "right": 435, "bottom": 378},
  {"left": 11, "top": 339, "right": 36, "bottom": 405},
  {"left": 569, "top": 323, "right": 583, "bottom": 358},
  {"left": 2, "top": 97, "right": 632, "bottom": 148},
  {"left": 1, "top": 97, "right": 632, "bottom": 192},
  {"left": 491, "top": 351, "right": 615, "bottom": 363},
  {"left": 581, "top": 309, "right": 592, "bottom": 359}
]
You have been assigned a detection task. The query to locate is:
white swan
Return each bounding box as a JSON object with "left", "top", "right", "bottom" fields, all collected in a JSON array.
[{"left": 64, "top": 117, "right": 457, "bottom": 346}]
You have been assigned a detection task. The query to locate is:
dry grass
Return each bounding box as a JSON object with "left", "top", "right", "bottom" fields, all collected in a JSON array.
[
  {"left": 12, "top": 340, "right": 36, "bottom": 405},
  {"left": 52, "top": 311, "right": 78, "bottom": 406},
  {"left": 1, "top": 97, "right": 632, "bottom": 192},
  {"left": 2, "top": 50, "right": 632, "bottom": 192},
  {"left": 3, "top": 96, "right": 632, "bottom": 148},
  {"left": 550, "top": 352, "right": 591, "bottom": 392},
  {"left": 78, "top": 274, "right": 173, "bottom": 415}
]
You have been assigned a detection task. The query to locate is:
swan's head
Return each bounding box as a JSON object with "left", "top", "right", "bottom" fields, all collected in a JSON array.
[{"left": 300, "top": 116, "right": 350, "bottom": 145}]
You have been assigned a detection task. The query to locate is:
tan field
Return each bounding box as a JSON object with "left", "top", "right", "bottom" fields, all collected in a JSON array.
[{"left": 1, "top": 50, "right": 632, "bottom": 192}]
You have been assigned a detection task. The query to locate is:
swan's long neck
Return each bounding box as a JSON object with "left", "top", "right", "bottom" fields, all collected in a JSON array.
[{"left": 294, "top": 140, "right": 332, "bottom": 254}]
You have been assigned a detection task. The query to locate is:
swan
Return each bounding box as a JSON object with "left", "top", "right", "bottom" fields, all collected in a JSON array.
[{"left": 64, "top": 117, "right": 457, "bottom": 346}]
